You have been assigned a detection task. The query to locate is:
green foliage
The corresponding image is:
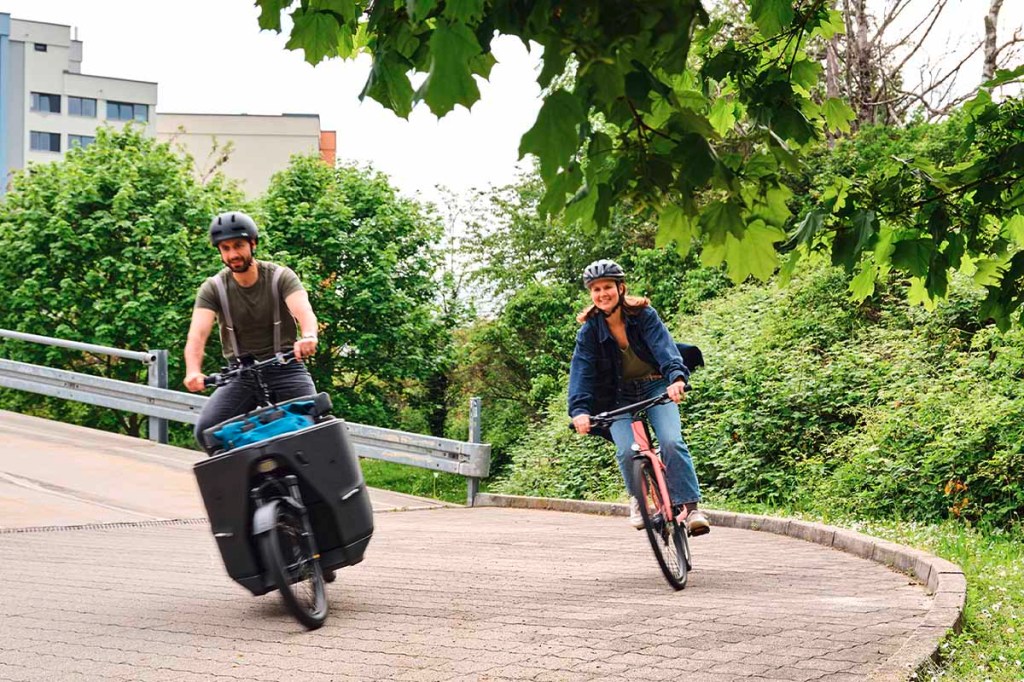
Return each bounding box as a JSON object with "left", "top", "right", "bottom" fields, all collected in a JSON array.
[
  {"left": 494, "top": 381, "right": 625, "bottom": 501},
  {"left": 446, "top": 170, "right": 728, "bottom": 470},
  {"left": 792, "top": 93, "right": 1024, "bottom": 327},
  {"left": 685, "top": 260, "right": 1024, "bottom": 527},
  {"left": 461, "top": 173, "right": 635, "bottom": 298},
  {"left": 498, "top": 253, "right": 1024, "bottom": 528},
  {"left": 680, "top": 261, "right": 870, "bottom": 503},
  {"left": 822, "top": 323, "right": 1024, "bottom": 525},
  {"left": 257, "top": 1, "right": 1024, "bottom": 326},
  {"left": 0, "top": 126, "right": 242, "bottom": 436},
  {"left": 445, "top": 280, "right": 579, "bottom": 470},
  {"left": 260, "top": 157, "right": 445, "bottom": 427},
  {"left": 359, "top": 458, "right": 466, "bottom": 504},
  {"left": 252, "top": 0, "right": 865, "bottom": 289}
]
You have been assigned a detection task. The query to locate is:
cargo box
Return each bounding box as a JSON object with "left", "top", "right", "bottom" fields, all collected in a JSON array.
[{"left": 193, "top": 415, "right": 373, "bottom": 595}]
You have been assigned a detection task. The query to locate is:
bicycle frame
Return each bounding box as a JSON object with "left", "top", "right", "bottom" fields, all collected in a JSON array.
[
  {"left": 575, "top": 390, "right": 687, "bottom": 524},
  {"left": 628, "top": 417, "right": 682, "bottom": 525}
]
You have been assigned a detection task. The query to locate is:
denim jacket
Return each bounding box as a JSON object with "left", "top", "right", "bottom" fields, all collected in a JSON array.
[{"left": 568, "top": 306, "right": 690, "bottom": 418}]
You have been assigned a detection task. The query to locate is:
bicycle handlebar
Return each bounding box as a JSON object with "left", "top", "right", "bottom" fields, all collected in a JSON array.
[
  {"left": 568, "top": 385, "right": 690, "bottom": 433},
  {"left": 203, "top": 351, "right": 297, "bottom": 388}
]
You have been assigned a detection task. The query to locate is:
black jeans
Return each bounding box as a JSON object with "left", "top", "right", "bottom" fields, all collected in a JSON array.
[{"left": 194, "top": 361, "right": 317, "bottom": 453}]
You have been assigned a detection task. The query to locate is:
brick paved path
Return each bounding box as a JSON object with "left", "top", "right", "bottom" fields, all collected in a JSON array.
[
  {"left": 0, "top": 507, "right": 932, "bottom": 682},
  {"left": 0, "top": 411, "right": 935, "bottom": 681}
]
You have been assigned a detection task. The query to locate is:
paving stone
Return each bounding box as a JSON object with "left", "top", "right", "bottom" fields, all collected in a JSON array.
[{"left": 0, "top": 505, "right": 938, "bottom": 681}]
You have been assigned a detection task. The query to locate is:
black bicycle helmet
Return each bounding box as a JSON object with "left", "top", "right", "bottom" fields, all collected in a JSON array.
[
  {"left": 582, "top": 259, "right": 626, "bottom": 287},
  {"left": 209, "top": 211, "right": 259, "bottom": 246}
]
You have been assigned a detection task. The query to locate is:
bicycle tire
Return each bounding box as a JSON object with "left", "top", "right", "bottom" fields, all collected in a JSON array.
[
  {"left": 631, "top": 457, "right": 688, "bottom": 590},
  {"left": 257, "top": 500, "right": 328, "bottom": 629}
]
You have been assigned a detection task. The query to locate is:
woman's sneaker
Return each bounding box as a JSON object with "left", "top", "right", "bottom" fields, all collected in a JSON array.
[
  {"left": 628, "top": 497, "right": 645, "bottom": 530},
  {"left": 686, "top": 509, "right": 711, "bottom": 536}
]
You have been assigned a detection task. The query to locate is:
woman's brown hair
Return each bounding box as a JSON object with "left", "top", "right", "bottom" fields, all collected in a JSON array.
[{"left": 576, "top": 284, "right": 650, "bottom": 323}]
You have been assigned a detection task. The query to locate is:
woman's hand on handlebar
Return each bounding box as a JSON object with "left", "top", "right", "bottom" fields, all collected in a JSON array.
[
  {"left": 667, "top": 379, "right": 688, "bottom": 404},
  {"left": 571, "top": 414, "right": 592, "bottom": 435},
  {"left": 184, "top": 372, "right": 207, "bottom": 393}
]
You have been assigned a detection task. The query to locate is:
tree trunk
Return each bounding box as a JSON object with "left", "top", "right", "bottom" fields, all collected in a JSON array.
[
  {"left": 825, "top": 36, "right": 841, "bottom": 100},
  {"left": 854, "top": 0, "right": 874, "bottom": 125},
  {"left": 983, "top": 0, "right": 1004, "bottom": 82}
]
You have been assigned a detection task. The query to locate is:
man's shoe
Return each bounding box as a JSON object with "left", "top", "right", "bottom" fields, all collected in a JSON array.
[
  {"left": 686, "top": 509, "right": 711, "bottom": 536},
  {"left": 628, "top": 497, "right": 645, "bottom": 530},
  {"left": 324, "top": 568, "right": 337, "bottom": 583}
]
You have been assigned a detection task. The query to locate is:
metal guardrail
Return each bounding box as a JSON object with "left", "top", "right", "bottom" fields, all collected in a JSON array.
[
  {"left": 0, "top": 330, "right": 490, "bottom": 504},
  {"left": 0, "top": 359, "right": 206, "bottom": 422}
]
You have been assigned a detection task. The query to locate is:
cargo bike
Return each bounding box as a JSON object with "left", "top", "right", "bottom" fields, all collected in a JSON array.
[{"left": 192, "top": 351, "right": 373, "bottom": 629}]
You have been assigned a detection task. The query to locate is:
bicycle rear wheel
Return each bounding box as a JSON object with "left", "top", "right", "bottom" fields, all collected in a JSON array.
[
  {"left": 258, "top": 500, "right": 328, "bottom": 629},
  {"left": 632, "top": 457, "right": 688, "bottom": 590}
]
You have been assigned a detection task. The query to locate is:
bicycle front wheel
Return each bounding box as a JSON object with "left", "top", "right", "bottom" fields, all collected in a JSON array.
[
  {"left": 632, "top": 457, "right": 688, "bottom": 590},
  {"left": 257, "top": 500, "right": 328, "bottom": 629}
]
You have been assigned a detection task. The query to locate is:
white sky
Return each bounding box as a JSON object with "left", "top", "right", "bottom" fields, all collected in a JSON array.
[
  {"left": 1, "top": 0, "right": 543, "bottom": 206},
  {"left": 1, "top": 1, "right": 1021, "bottom": 205}
]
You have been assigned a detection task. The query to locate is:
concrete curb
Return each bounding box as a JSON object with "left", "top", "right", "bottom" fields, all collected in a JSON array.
[{"left": 475, "top": 493, "right": 966, "bottom": 682}]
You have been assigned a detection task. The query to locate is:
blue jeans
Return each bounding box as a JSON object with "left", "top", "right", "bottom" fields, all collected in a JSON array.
[{"left": 609, "top": 377, "right": 701, "bottom": 507}]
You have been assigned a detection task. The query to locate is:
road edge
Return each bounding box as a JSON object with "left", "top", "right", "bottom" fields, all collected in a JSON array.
[{"left": 475, "top": 492, "right": 965, "bottom": 682}]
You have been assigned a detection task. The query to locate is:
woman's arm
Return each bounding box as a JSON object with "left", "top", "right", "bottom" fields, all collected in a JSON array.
[
  {"left": 639, "top": 307, "right": 689, "bottom": 386},
  {"left": 568, "top": 325, "right": 599, "bottom": 418}
]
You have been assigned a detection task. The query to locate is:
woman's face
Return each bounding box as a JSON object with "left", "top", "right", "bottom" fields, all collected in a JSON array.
[{"left": 588, "top": 278, "right": 622, "bottom": 313}]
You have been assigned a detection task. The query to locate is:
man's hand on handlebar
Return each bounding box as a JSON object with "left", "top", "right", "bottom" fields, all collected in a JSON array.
[
  {"left": 667, "top": 378, "right": 688, "bottom": 404},
  {"left": 571, "top": 414, "right": 592, "bottom": 435},
  {"left": 184, "top": 372, "right": 206, "bottom": 393},
  {"left": 293, "top": 335, "right": 318, "bottom": 361}
]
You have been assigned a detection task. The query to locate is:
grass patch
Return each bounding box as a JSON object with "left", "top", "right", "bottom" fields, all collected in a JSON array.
[
  {"left": 703, "top": 497, "right": 1024, "bottom": 681},
  {"left": 359, "top": 458, "right": 470, "bottom": 505}
]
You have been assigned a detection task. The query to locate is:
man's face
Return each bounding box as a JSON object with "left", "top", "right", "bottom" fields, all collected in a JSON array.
[{"left": 218, "top": 238, "right": 254, "bottom": 273}]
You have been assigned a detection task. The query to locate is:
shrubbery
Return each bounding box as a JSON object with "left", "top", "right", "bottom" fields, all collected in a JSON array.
[{"left": 498, "top": 258, "right": 1024, "bottom": 528}]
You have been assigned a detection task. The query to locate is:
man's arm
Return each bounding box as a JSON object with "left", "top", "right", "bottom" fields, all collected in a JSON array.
[
  {"left": 285, "top": 290, "right": 319, "bottom": 360},
  {"left": 184, "top": 307, "right": 216, "bottom": 392}
]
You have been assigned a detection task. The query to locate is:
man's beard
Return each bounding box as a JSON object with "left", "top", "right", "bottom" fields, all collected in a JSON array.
[{"left": 224, "top": 255, "right": 254, "bottom": 273}]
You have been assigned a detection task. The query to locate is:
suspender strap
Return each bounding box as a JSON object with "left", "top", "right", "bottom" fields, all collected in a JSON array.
[
  {"left": 210, "top": 270, "right": 242, "bottom": 360},
  {"left": 271, "top": 265, "right": 284, "bottom": 353}
]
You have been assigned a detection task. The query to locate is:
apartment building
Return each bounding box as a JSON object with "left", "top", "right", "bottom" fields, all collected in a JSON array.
[
  {"left": 156, "top": 113, "right": 337, "bottom": 198},
  {"left": 0, "top": 13, "right": 336, "bottom": 198},
  {"left": 0, "top": 14, "right": 157, "bottom": 185}
]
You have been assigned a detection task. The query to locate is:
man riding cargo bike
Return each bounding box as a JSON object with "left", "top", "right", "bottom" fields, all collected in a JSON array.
[{"left": 184, "top": 211, "right": 373, "bottom": 629}]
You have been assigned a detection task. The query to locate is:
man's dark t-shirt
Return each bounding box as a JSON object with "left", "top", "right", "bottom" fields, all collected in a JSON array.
[{"left": 195, "top": 261, "right": 304, "bottom": 361}]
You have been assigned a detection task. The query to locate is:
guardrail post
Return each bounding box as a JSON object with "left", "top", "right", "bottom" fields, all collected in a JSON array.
[
  {"left": 466, "top": 396, "right": 482, "bottom": 506},
  {"left": 147, "top": 349, "right": 169, "bottom": 444}
]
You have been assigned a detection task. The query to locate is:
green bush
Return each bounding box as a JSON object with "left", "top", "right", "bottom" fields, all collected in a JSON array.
[
  {"left": 494, "top": 381, "right": 625, "bottom": 502},
  {"left": 498, "top": 256, "right": 1024, "bottom": 528}
]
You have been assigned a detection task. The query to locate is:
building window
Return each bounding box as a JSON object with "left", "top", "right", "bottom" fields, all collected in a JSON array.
[
  {"left": 33, "top": 43, "right": 47, "bottom": 52},
  {"left": 30, "top": 92, "right": 61, "bottom": 114},
  {"left": 106, "top": 101, "right": 148, "bottom": 122},
  {"left": 68, "top": 96, "right": 97, "bottom": 118},
  {"left": 29, "top": 131, "right": 61, "bottom": 152},
  {"left": 68, "top": 134, "right": 95, "bottom": 149}
]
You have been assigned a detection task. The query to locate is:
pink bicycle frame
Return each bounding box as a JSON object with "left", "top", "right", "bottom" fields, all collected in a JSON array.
[{"left": 631, "top": 419, "right": 685, "bottom": 524}]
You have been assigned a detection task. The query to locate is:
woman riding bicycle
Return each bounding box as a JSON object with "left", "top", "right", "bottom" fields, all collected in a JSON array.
[{"left": 568, "top": 259, "right": 710, "bottom": 536}]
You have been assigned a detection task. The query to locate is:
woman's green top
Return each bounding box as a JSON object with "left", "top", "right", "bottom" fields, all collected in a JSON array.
[{"left": 620, "top": 344, "right": 657, "bottom": 381}]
